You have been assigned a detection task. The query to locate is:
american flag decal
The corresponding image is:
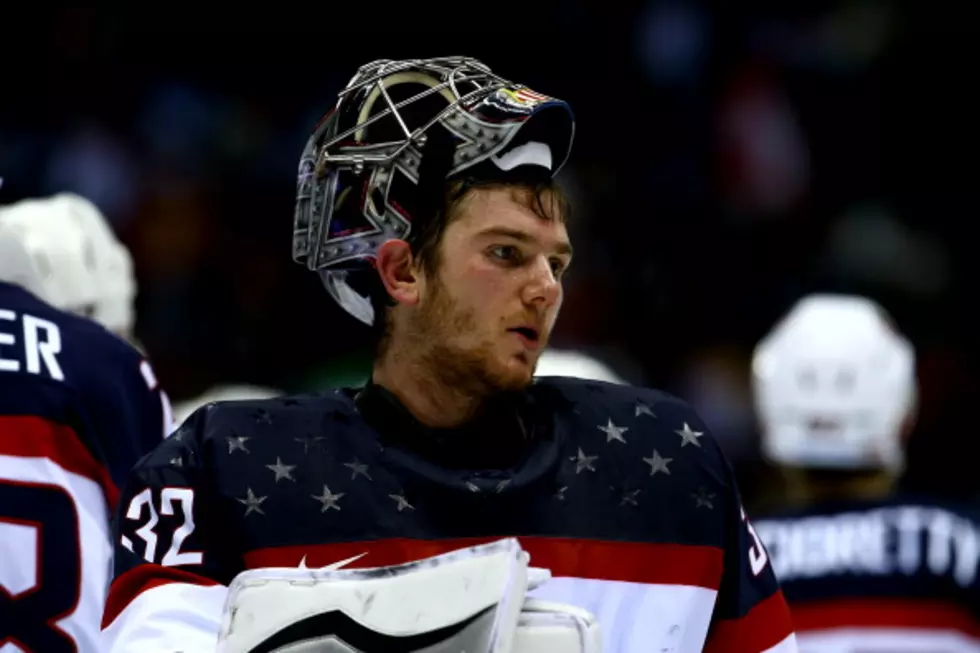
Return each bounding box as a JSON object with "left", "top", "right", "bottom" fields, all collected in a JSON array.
[{"left": 499, "top": 87, "right": 551, "bottom": 107}]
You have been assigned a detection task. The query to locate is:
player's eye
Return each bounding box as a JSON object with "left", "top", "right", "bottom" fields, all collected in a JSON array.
[
  {"left": 549, "top": 258, "right": 568, "bottom": 277},
  {"left": 489, "top": 245, "right": 522, "bottom": 265}
]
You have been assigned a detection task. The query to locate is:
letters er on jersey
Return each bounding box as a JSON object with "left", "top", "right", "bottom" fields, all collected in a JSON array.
[
  {"left": 750, "top": 294, "right": 980, "bottom": 652},
  {"left": 0, "top": 194, "right": 175, "bottom": 653},
  {"left": 102, "top": 57, "right": 797, "bottom": 653}
]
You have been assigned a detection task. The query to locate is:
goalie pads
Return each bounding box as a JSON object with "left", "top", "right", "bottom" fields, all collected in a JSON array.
[
  {"left": 217, "top": 538, "right": 599, "bottom": 653},
  {"left": 516, "top": 600, "right": 600, "bottom": 653}
]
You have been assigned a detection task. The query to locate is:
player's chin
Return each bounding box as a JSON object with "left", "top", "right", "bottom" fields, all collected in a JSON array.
[{"left": 495, "top": 353, "right": 535, "bottom": 390}]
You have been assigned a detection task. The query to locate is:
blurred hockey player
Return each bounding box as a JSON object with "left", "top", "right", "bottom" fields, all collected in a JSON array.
[
  {"left": 0, "top": 193, "right": 176, "bottom": 652},
  {"left": 103, "top": 57, "right": 796, "bottom": 653},
  {"left": 751, "top": 294, "right": 980, "bottom": 652},
  {"left": 534, "top": 348, "right": 626, "bottom": 384}
]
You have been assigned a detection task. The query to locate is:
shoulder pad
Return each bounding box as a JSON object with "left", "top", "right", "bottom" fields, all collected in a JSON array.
[
  {"left": 533, "top": 376, "right": 693, "bottom": 419},
  {"left": 179, "top": 390, "right": 356, "bottom": 446},
  {"left": 533, "top": 376, "right": 730, "bottom": 477}
]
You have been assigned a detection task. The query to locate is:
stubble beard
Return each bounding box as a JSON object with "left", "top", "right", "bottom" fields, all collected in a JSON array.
[{"left": 411, "top": 274, "right": 533, "bottom": 402}]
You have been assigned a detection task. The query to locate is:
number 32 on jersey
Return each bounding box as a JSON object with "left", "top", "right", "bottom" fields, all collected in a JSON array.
[{"left": 122, "top": 488, "right": 202, "bottom": 566}]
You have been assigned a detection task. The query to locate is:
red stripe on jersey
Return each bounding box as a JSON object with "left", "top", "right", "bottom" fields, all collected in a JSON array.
[
  {"left": 791, "top": 598, "right": 980, "bottom": 638},
  {"left": 101, "top": 563, "right": 220, "bottom": 628},
  {"left": 704, "top": 590, "right": 795, "bottom": 653},
  {"left": 244, "top": 536, "right": 725, "bottom": 589},
  {"left": 0, "top": 415, "right": 119, "bottom": 509}
]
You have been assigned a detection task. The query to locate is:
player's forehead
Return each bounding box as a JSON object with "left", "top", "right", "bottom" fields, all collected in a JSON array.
[{"left": 450, "top": 186, "right": 570, "bottom": 249}]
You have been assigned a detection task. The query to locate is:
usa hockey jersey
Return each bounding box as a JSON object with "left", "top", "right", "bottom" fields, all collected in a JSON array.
[
  {"left": 102, "top": 378, "right": 797, "bottom": 653},
  {"left": 753, "top": 497, "right": 980, "bottom": 652},
  {"left": 0, "top": 281, "right": 175, "bottom": 653}
]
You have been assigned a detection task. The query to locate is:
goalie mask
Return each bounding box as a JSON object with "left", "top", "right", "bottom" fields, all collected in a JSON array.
[{"left": 292, "top": 57, "right": 575, "bottom": 326}]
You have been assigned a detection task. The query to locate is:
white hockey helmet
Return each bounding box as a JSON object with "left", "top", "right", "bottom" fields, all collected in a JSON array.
[
  {"left": 0, "top": 193, "right": 136, "bottom": 335},
  {"left": 173, "top": 384, "right": 283, "bottom": 425},
  {"left": 752, "top": 294, "right": 916, "bottom": 472},
  {"left": 534, "top": 349, "right": 626, "bottom": 384}
]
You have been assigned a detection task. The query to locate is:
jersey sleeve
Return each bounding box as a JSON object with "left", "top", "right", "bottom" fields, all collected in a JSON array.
[
  {"left": 101, "top": 407, "right": 237, "bottom": 653},
  {"left": 703, "top": 442, "right": 798, "bottom": 653},
  {"left": 81, "top": 346, "right": 178, "bottom": 511}
]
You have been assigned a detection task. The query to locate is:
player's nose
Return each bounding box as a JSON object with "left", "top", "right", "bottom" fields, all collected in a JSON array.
[{"left": 521, "top": 256, "right": 561, "bottom": 309}]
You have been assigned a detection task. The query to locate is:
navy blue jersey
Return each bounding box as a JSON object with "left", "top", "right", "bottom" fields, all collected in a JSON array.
[
  {"left": 0, "top": 281, "right": 174, "bottom": 653},
  {"left": 754, "top": 496, "right": 980, "bottom": 651},
  {"left": 103, "top": 378, "right": 796, "bottom": 653}
]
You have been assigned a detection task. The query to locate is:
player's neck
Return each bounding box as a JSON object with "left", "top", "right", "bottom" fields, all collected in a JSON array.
[
  {"left": 784, "top": 468, "right": 896, "bottom": 507},
  {"left": 372, "top": 351, "right": 485, "bottom": 429}
]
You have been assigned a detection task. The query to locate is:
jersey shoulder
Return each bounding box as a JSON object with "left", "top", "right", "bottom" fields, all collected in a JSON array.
[
  {"left": 0, "top": 282, "right": 150, "bottom": 416},
  {"left": 140, "top": 390, "right": 361, "bottom": 472},
  {"left": 0, "top": 283, "right": 165, "bottom": 504},
  {"left": 0, "top": 281, "right": 143, "bottom": 383},
  {"left": 532, "top": 376, "right": 735, "bottom": 494}
]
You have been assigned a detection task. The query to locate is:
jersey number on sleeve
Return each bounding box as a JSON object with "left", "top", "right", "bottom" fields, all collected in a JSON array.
[
  {"left": 0, "top": 480, "right": 82, "bottom": 653},
  {"left": 140, "top": 360, "right": 178, "bottom": 437},
  {"left": 121, "top": 487, "right": 203, "bottom": 566},
  {"left": 741, "top": 506, "right": 769, "bottom": 576}
]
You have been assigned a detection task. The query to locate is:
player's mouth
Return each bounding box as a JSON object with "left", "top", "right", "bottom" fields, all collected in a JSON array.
[{"left": 508, "top": 326, "right": 542, "bottom": 349}]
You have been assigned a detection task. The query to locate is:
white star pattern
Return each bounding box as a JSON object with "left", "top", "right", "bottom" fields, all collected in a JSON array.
[
  {"left": 598, "top": 418, "right": 628, "bottom": 444},
  {"left": 237, "top": 487, "right": 266, "bottom": 516},
  {"left": 693, "top": 487, "right": 716, "bottom": 509},
  {"left": 635, "top": 402, "right": 656, "bottom": 418},
  {"left": 226, "top": 435, "right": 250, "bottom": 454},
  {"left": 620, "top": 489, "right": 641, "bottom": 506},
  {"left": 389, "top": 494, "right": 414, "bottom": 512},
  {"left": 571, "top": 448, "right": 598, "bottom": 474},
  {"left": 311, "top": 485, "right": 344, "bottom": 512},
  {"left": 643, "top": 450, "right": 672, "bottom": 476},
  {"left": 266, "top": 457, "right": 296, "bottom": 482},
  {"left": 344, "top": 460, "right": 372, "bottom": 481},
  {"left": 294, "top": 433, "right": 326, "bottom": 453},
  {"left": 676, "top": 422, "right": 704, "bottom": 448}
]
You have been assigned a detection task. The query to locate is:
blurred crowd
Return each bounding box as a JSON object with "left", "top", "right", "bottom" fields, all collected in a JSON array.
[{"left": 1, "top": 2, "right": 974, "bottom": 507}]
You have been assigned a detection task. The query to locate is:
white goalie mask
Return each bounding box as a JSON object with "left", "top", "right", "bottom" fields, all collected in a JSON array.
[{"left": 752, "top": 294, "right": 917, "bottom": 472}]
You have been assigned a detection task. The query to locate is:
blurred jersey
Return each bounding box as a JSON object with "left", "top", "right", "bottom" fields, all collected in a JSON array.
[
  {"left": 0, "top": 281, "right": 174, "bottom": 652},
  {"left": 754, "top": 497, "right": 980, "bottom": 652}
]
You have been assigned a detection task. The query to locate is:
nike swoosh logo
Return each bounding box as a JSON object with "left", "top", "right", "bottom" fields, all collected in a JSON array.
[{"left": 297, "top": 552, "right": 368, "bottom": 571}]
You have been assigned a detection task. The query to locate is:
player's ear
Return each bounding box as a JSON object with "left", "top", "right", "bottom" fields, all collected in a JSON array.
[{"left": 375, "top": 239, "right": 420, "bottom": 306}]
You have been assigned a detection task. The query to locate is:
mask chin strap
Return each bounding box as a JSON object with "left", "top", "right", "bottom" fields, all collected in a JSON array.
[{"left": 321, "top": 269, "right": 377, "bottom": 326}]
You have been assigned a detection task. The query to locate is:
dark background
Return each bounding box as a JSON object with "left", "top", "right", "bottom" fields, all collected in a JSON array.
[{"left": 1, "top": 2, "right": 974, "bottom": 506}]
